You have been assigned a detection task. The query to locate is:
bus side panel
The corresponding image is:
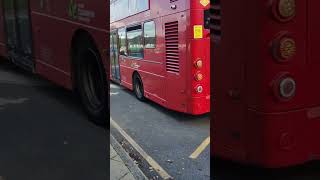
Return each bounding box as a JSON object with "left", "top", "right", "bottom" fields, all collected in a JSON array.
[
  {"left": 139, "top": 18, "right": 166, "bottom": 106},
  {"left": 152, "top": 0, "right": 188, "bottom": 18},
  {"left": 30, "top": 0, "right": 73, "bottom": 89},
  {"left": 162, "top": 12, "right": 188, "bottom": 113},
  {"left": 118, "top": 55, "right": 134, "bottom": 90},
  {"left": 30, "top": 0, "right": 108, "bottom": 90},
  {"left": 0, "top": 0, "right": 7, "bottom": 57}
]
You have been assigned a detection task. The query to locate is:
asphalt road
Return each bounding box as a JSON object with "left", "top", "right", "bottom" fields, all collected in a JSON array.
[
  {"left": 0, "top": 60, "right": 107, "bottom": 180},
  {"left": 110, "top": 82, "right": 210, "bottom": 180}
]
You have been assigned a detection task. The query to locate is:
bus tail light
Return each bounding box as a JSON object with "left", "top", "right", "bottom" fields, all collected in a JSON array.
[
  {"left": 273, "top": 0, "right": 296, "bottom": 22},
  {"left": 195, "top": 85, "right": 203, "bottom": 94},
  {"left": 195, "top": 59, "right": 203, "bottom": 69},
  {"left": 278, "top": 77, "right": 296, "bottom": 99},
  {"left": 195, "top": 72, "right": 204, "bottom": 81},
  {"left": 272, "top": 36, "right": 296, "bottom": 62},
  {"left": 279, "top": 37, "right": 296, "bottom": 59}
]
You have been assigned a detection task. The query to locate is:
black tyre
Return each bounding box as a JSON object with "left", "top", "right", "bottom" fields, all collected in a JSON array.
[
  {"left": 133, "top": 74, "right": 145, "bottom": 101},
  {"left": 75, "top": 41, "right": 107, "bottom": 125}
]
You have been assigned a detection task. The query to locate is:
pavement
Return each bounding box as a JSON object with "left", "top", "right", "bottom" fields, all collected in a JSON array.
[
  {"left": 110, "top": 135, "right": 147, "bottom": 180},
  {"left": 110, "top": 144, "right": 135, "bottom": 180}
]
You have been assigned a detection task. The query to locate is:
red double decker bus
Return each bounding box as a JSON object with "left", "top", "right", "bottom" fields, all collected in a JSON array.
[
  {"left": 212, "top": 0, "right": 320, "bottom": 167},
  {"left": 110, "top": 0, "right": 210, "bottom": 115},
  {"left": 0, "top": 0, "right": 109, "bottom": 124}
]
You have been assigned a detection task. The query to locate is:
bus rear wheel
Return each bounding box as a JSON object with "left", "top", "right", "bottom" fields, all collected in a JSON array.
[
  {"left": 133, "top": 74, "right": 145, "bottom": 101},
  {"left": 75, "top": 41, "right": 107, "bottom": 125}
]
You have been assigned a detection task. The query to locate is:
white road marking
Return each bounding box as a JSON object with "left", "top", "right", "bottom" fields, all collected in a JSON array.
[{"left": 110, "top": 118, "right": 173, "bottom": 180}]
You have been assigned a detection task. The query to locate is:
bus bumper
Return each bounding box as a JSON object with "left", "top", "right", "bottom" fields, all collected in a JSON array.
[
  {"left": 214, "top": 107, "right": 320, "bottom": 168},
  {"left": 188, "top": 95, "right": 210, "bottom": 115}
]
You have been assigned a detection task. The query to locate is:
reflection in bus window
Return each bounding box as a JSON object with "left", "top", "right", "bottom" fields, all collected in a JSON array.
[
  {"left": 144, "top": 21, "right": 156, "bottom": 49},
  {"left": 111, "top": 0, "right": 149, "bottom": 22},
  {"left": 111, "top": 0, "right": 129, "bottom": 22},
  {"left": 129, "top": 0, "right": 149, "bottom": 15},
  {"left": 127, "top": 26, "right": 143, "bottom": 58},
  {"left": 118, "top": 28, "right": 127, "bottom": 56}
]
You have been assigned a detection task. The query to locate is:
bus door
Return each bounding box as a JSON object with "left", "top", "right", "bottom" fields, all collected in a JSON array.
[
  {"left": 110, "top": 30, "right": 121, "bottom": 82},
  {"left": 3, "top": 0, "right": 34, "bottom": 71}
]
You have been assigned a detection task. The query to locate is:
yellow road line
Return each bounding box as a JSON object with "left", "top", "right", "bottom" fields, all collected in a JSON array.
[
  {"left": 110, "top": 118, "right": 173, "bottom": 180},
  {"left": 189, "top": 136, "right": 210, "bottom": 159}
]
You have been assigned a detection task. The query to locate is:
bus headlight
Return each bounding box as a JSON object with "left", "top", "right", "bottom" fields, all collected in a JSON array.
[
  {"left": 195, "top": 85, "right": 203, "bottom": 93},
  {"left": 279, "top": 77, "right": 296, "bottom": 99}
]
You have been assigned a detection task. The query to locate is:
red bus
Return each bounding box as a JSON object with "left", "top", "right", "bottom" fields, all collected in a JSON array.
[
  {"left": 0, "top": 0, "right": 109, "bottom": 124},
  {"left": 212, "top": 0, "right": 320, "bottom": 167},
  {"left": 110, "top": 0, "right": 210, "bottom": 115}
]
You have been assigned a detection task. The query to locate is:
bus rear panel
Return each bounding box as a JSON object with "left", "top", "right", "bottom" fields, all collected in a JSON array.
[{"left": 212, "top": 0, "right": 320, "bottom": 167}]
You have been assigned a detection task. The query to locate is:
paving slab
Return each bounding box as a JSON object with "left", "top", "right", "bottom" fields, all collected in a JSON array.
[{"left": 110, "top": 145, "right": 135, "bottom": 180}]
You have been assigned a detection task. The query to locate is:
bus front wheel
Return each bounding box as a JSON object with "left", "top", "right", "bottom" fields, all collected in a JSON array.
[{"left": 133, "top": 74, "right": 145, "bottom": 101}]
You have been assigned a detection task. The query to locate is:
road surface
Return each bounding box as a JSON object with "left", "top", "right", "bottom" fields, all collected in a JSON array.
[
  {"left": 0, "top": 59, "right": 107, "bottom": 180},
  {"left": 110, "top": 82, "right": 210, "bottom": 180}
]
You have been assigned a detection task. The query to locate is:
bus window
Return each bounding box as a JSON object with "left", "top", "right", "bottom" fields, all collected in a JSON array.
[
  {"left": 144, "top": 21, "right": 156, "bottom": 49},
  {"left": 111, "top": 0, "right": 129, "bottom": 22},
  {"left": 118, "top": 28, "right": 127, "bottom": 56},
  {"left": 129, "top": 0, "right": 149, "bottom": 15},
  {"left": 127, "top": 25, "right": 143, "bottom": 58}
]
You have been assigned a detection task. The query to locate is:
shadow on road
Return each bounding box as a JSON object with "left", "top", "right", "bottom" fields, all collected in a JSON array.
[
  {"left": 0, "top": 59, "right": 108, "bottom": 180},
  {"left": 1, "top": 59, "right": 105, "bottom": 129},
  {"left": 212, "top": 158, "right": 320, "bottom": 180},
  {"left": 117, "top": 85, "right": 210, "bottom": 122}
]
